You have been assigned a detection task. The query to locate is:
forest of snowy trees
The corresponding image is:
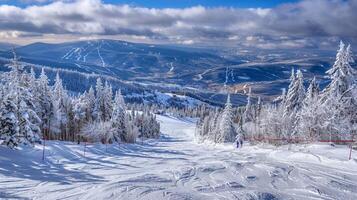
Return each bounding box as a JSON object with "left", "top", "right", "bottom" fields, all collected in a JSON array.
[
  {"left": 0, "top": 51, "right": 160, "bottom": 148},
  {"left": 197, "top": 41, "right": 357, "bottom": 144},
  {"left": 195, "top": 94, "right": 238, "bottom": 143},
  {"left": 1, "top": 41, "right": 356, "bottom": 148}
]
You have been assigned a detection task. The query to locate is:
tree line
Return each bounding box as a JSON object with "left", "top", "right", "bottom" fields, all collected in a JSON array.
[
  {"left": 0, "top": 51, "right": 160, "bottom": 148},
  {"left": 197, "top": 41, "right": 357, "bottom": 144}
]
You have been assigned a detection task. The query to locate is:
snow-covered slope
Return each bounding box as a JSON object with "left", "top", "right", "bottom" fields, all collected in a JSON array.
[
  {"left": 0, "top": 115, "right": 356, "bottom": 199},
  {"left": 127, "top": 91, "right": 205, "bottom": 107}
]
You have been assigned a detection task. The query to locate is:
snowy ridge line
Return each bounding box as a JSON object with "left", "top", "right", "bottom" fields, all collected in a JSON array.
[
  {"left": 0, "top": 57, "right": 133, "bottom": 84},
  {"left": 0, "top": 57, "right": 201, "bottom": 94}
]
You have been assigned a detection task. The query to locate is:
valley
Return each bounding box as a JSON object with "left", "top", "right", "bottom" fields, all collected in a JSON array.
[{"left": 0, "top": 39, "right": 337, "bottom": 105}]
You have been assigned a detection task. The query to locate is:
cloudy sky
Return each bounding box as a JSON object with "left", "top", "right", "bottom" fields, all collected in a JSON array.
[{"left": 0, "top": 0, "right": 356, "bottom": 49}]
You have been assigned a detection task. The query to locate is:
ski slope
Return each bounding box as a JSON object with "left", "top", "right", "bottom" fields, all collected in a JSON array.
[{"left": 0, "top": 115, "right": 357, "bottom": 200}]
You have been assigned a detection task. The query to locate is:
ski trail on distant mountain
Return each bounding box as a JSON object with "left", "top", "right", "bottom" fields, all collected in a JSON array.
[
  {"left": 62, "top": 48, "right": 76, "bottom": 60},
  {"left": 168, "top": 62, "right": 174, "bottom": 74},
  {"left": 197, "top": 69, "right": 212, "bottom": 80},
  {"left": 97, "top": 41, "right": 105, "bottom": 68}
]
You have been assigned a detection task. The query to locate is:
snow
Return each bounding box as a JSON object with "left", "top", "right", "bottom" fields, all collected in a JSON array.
[
  {"left": 97, "top": 41, "right": 106, "bottom": 68},
  {"left": 126, "top": 91, "right": 204, "bottom": 107},
  {"left": 237, "top": 76, "right": 250, "bottom": 80},
  {"left": 61, "top": 40, "right": 107, "bottom": 67},
  {"left": 158, "top": 92, "right": 203, "bottom": 107},
  {"left": 196, "top": 68, "right": 213, "bottom": 81},
  {"left": 1, "top": 115, "right": 357, "bottom": 199},
  {"left": 168, "top": 62, "right": 174, "bottom": 74}
]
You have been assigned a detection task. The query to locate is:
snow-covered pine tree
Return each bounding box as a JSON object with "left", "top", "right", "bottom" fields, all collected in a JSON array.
[
  {"left": 296, "top": 77, "right": 320, "bottom": 140},
  {"left": 320, "top": 41, "right": 357, "bottom": 140},
  {"left": 260, "top": 104, "right": 284, "bottom": 142},
  {"left": 198, "top": 108, "right": 218, "bottom": 143},
  {"left": 125, "top": 116, "right": 138, "bottom": 143},
  {"left": 85, "top": 86, "right": 96, "bottom": 122},
  {"left": 1, "top": 50, "right": 41, "bottom": 146},
  {"left": 255, "top": 96, "right": 262, "bottom": 120},
  {"left": 94, "top": 78, "right": 104, "bottom": 121},
  {"left": 111, "top": 90, "right": 127, "bottom": 143},
  {"left": 0, "top": 95, "right": 19, "bottom": 148},
  {"left": 36, "top": 68, "right": 54, "bottom": 138},
  {"left": 28, "top": 67, "right": 37, "bottom": 92},
  {"left": 51, "top": 72, "right": 68, "bottom": 137},
  {"left": 243, "top": 87, "right": 254, "bottom": 123},
  {"left": 18, "top": 97, "right": 41, "bottom": 144},
  {"left": 73, "top": 95, "right": 88, "bottom": 141},
  {"left": 283, "top": 69, "right": 305, "bottom": 138},
  {"left": 217, "top": 94, "right": 236, "bottom": 143},
  {"left": 151, "top": 114, "right": 160, "bottom": 138},
  {"left": 306, "top": 77, "right": 319, "bottom": 100},
  {"left": 93, "top": 79, "right": 113, "bottom": 122},
  {"left": 103, "top": 81, "right": 113, "bottom": 121},
  {"left": 65, "top": 98, "right": 77, "bottom": 141},
  {"left": 195, "top": 115, "right": 209, "bottom": 142},
  {"left": 284, "top": 69, "right": 305, "bottom": 116},
  {"left": 0, "top": 82, "right": 4, "bottom": 106}
]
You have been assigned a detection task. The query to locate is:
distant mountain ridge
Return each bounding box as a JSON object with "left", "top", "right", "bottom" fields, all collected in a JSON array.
[
  {"left": 0, "top": 42, "right": 18, "bottom": 50},
  {"left": 13, "top": 39, "right": 237, "bottom": 85},
  {"left": 0, "top": 39, "right": 341, "bottom": 105}
]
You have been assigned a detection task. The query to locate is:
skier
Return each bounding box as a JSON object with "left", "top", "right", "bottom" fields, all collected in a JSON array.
[{"left": 235, "top": 134, "right": 243, "bottom": 149}]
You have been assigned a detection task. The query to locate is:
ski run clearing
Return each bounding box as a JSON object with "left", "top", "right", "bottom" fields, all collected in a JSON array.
[{"left": 1, "top": 115, "right": 357, "bottom": 200}]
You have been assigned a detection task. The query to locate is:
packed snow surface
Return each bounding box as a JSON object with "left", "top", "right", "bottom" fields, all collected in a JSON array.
[{"left": 1, "top": 115, "right": 357, "bottom": 200}]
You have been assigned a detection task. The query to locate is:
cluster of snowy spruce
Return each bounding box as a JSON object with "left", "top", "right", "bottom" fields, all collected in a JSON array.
[
  {"left": 195, "top": 94, "right": 238, "bottom": 143},
  {"left": 0, "top": 52, "right": 160, "bottom": 148},
  {"left": 197, "top": 41, "right": 357, "bottom": 144}
]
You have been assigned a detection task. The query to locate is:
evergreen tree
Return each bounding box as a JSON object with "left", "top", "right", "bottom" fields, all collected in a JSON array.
[
  {"left": 297, "top": 77, "right": 320, "bottom": 139},
  {"left": 243, "top": 87, "right": 254, "bottom": 123},
  {"left": 1, "top": 51, "right": 41, "bottom": 146},
  {"left": 125, "top": 117, "right": 138, "bottom": 143},
  {"left": 93, "top": 79, "right": 113, "bottom": 122},
  {"left": 321, "top": 41, "right": 356, "bottom": 139},
  {"left": 284, "top": 69, "right": 305, "bottom": 117},
  {"left": 103, "top": 81, "right": 113, "bottom": 121},
  {"left": 111, "top": 90, "right": 127, "bottom": 142},
  {"left": 51, "top": 72, "right": 68, "bottom": 136},
  {"left": 283, "top": 69, "right": 305, "bottom": 138},
  {"left": 73, "top": 95, "right": 88, "bottom": 136},
  {"left": 0, "top": 96, "right": 19, "bottom": 148},
  {"left": 324, "top": 41, "right": 356, "bottom": 96},
  {"left": 217, "top": 94, "right": 236, "bottom": 143},
  {"left": 208, "top": 108, "right": 220, "bottom": 142},
  {"left": 36, "top": 68, "right": 54, "bottom": 136},
  {"left": 85, "top": 86, "right": 96, "bottom": 122},
  {"left": 94, "top": 78, "right": 104, "bottom": 121}
]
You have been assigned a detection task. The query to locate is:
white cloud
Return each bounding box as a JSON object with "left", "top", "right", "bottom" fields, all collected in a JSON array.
[
  {"left": 0, "top": 0, "right": 356, "bottom": 48},
  {"left": 0, "top": 31, "right": 21, "bottom": 38}
]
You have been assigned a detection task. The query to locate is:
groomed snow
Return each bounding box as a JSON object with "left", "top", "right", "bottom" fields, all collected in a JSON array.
[{"left": 1, "top": 115, "right": 357, "bottom": 200}]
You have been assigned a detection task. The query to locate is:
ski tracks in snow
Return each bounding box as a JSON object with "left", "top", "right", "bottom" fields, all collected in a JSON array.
[{"left": 1, "top": 115, "right": 357, "bottom": 200}]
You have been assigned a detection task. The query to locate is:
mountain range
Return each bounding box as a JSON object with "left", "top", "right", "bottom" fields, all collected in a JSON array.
[{"left": 0, "top": 39, "right": 341, "bottom": 106}]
